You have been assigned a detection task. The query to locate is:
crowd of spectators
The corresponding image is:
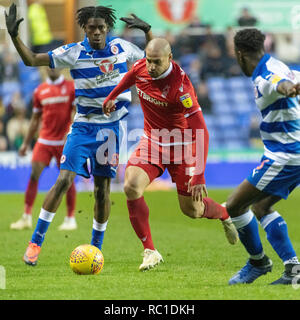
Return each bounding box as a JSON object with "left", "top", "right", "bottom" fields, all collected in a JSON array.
[
  {"left": 0, "top": 0, "right": 62, "bottom": 152},
  {"left": 120, "top": 7, "right": 273, "bottom": 116},
  {"left": 0, "top": 7, "right": 299, "bottom": 152},
  {"left": 0, "top": 44, "right": 41, "bottom": 152}
]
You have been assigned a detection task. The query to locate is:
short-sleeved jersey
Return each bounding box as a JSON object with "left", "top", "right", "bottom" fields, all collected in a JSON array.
[
  {"left": 48, "top": 36, "right": 144, "bottom": 125},
  {"left": 33, "top": 75, "right": 75, "bottom": 145},
  {"left": 131, "top": 58, "right": 202, "bottom": 144},
  {"left": 252, "top": 54, "right": 300, "bottom": 165}
]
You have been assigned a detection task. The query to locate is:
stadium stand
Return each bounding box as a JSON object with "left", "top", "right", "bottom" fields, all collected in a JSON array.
[{"left": 0, "top": 5, "right": 299, "bottom": 154}]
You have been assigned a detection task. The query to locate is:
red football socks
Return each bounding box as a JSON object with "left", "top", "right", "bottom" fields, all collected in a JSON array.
[
  {"left": 66, "top": 182, "right": 76, "bottom": 217},
  {"left": 202, "top": 198, "right": 229, "bottom": 221},
  {"left": 24, "top": 179, "right": 38, "bottom": 215},
  {"left": 127, "top": 196, "right": 155, "bottom": 250}
]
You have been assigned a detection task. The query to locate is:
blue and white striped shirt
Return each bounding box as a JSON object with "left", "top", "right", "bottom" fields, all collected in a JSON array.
[
  {"left": 48, "top": 36, "right": 144, "bottom": 124},
  {"left": 252, "top": 53, "right": 300, "bottom": 165}
]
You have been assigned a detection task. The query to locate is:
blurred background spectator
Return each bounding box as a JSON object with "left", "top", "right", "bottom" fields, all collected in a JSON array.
[
  {"left": 237, "top": 7, "right": 258, "bottom": 27},
  {"left": 0, "top": 46, "right": 21, "bottom": 109},
  {"left": 27, "top": 0, "right": 64, "bottom": 53},
  {"left": 0, "top": 118, "right": 8, "bottom": 152},
  {"left": 276, "top": 34, "right": 300, "bottom": 64},
  {"left": 6, "top": 92, "right": 29, "bottom": 151},
  {"left": 18, "top": 60, "right": 42, "bottom": 109},
  {"left": 201, "top": 41, "right": 226, "bottom": 79},
  {"left": 27, "top": 0, "right": 53, "bottom": 53},
  {"left": 249, "top": 115, "right": 263, "bottom": 149},
  {"left": 187, "top": 15, "right": 207, "bottom": 29}
]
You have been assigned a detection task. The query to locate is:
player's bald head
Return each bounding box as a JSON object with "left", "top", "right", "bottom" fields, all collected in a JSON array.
[
  {"left": 145, "top": 38, "right": 173, "bottom": 78},
  {"left": 146, "top": 38, "right": 172, "bottom": 57}
]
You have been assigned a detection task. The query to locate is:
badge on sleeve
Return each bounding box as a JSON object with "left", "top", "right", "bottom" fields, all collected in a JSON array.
[
  {"left": 270, "top": 74, "right": 282, "bottom": 84},
  {"left": 111, "top": 45, "right": 119, "bottom": 55},
  {"left": 53, "top": 46, "right": 67, "bottom": 56},
  {"left": 180, "top": 93, "right": 193, "bottom": 108}
]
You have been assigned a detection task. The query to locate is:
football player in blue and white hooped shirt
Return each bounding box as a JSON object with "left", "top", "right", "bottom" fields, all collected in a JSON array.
[
  {"left": 225, "top": 28, "right": 300, "bottom": 285},
  {"left": 5, "top": 4, "right": 153, "bottom": 266}
]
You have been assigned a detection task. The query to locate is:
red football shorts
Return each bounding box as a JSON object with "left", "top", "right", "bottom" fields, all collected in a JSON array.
[
  {"left": 127, "top": 137, "right": 196, "bottom": 196},
  {"left": 32, "top": 142, "right": 64, "bottom": 167}
]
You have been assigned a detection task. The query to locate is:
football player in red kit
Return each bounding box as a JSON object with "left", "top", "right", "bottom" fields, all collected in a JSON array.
[
  {"left": 103, "top": 38, "right": 238, "bottom": 271},
  {"left": 10, "top": 68, "right": 77, "bottom": 231}
]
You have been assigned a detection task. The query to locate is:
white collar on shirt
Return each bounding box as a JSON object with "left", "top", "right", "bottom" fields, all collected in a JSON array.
[
  {"left": 46, "top": 75, "right": 65, "bottom": 85},
  {"left": 152, "top": 62, "right": 173, "bottom": 80}
]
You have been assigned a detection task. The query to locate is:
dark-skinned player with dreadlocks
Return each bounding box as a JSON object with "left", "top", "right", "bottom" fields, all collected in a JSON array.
[{"left": 5, "top": 3, "right": 153, "bottom": 266}]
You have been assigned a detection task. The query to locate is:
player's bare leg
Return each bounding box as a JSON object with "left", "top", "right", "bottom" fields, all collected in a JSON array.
[
  {"left": 90, "top": 176, "right": 111, "bottom": 250},
  {"left": 177, "top": 194, "right": 205, "bottom": 218},
  {"left": 124, "top": 166, "right": 150, "bottom": 200},
  {"left": 124, "top": 166, "right": 163, "bottom": 271},
  {"left": 23, "top": 169, "right": 76, "bottom": 266},
  {"left": 251, "top": 194, "right": 281, "bottom": 220},
  {"left": 177, "top": 194, "right": 238, "bottom": 244},
  {"left": 31, "top": 161, "right": 47, "bottom": 180},
  {"left": 58, "top": 181, "right": 77, "bottom": 231},
  {"left": 224, "top": 180, "right": 299, "bottom": 284},
  {"left": 226, "top": 179, "right": 269, "bottom": 218},
  {"left": 93, "top": 176, "right": 111, "bottom": 223},
  {"left": 11, "top": 161, "right": 46, "bottom": 230},
  {"left": 43, "top": 169, "right": 76, "bottom": 212}
]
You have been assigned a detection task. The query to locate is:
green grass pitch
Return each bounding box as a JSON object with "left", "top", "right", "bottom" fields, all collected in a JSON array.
[{"left": 0, "top": 189, "right": 300, "bottom": 300}]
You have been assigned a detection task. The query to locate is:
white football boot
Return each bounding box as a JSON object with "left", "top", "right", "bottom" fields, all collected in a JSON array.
[
  {"left": 139, "top": 249, "right": 164, "bottom": 271},
  {"left": 10, "top": 214, "right": 32, "bottom": 230},
  {"left": 221, "top": 203, "right": 239, "bottom": 245},
  {"left": 58, "top": 216, "right": 77, "bottom": 231}
]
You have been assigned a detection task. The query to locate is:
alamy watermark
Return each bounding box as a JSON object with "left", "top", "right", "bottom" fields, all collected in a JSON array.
[
  {"left": 292, "top": 265, "right": 300, "bottom": 290},
  {"left": 95, "top": 121, "right": 205, "bottom": 176},
  {"left": 0, "top": 265, "right": 5, "bottom": 290}
]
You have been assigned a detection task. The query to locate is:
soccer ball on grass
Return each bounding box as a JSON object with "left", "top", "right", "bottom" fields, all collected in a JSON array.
[{"left": 70, "top": 244, "right": 104, "bottom": 275}]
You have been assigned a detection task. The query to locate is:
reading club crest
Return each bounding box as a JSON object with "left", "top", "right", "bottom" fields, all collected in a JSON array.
[
  {"left": 94, "top": 57, "right": 118, "bottom": 74},
  {"left": 111, "top": 45, "right": 119, "bottom": 55}
]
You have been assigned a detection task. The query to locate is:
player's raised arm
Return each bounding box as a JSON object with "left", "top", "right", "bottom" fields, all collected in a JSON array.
[
  {"left": 103, "top": 67, "right": 137, "bottom": 115},
  {"left": 5, "top": 3, "right": 50, "bottom": 67},
  {"left": 120, "top": 14, "right": 153, "bottom": 43}
]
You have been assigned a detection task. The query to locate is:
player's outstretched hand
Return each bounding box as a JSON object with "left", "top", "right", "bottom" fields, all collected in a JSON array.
[
  {"left": 120, "top": 14, "right": 151, "bottom": 33},
  {"left": 5, "top": 3, "right": 24, "bottom": 38},
  {"left": 187, "top": 179, "right": 208, "bottom": 202},
  {"left": 103, "top": 99, "right": 116, "bottom": 116}
]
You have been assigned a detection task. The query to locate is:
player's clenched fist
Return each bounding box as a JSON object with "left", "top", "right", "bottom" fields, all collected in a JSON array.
[
  {"left": 103, "top": 100, "right": 116, "bottom": 116},
  {"left": 5, "top": 3, "right": 24, "bottom": 38}
]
